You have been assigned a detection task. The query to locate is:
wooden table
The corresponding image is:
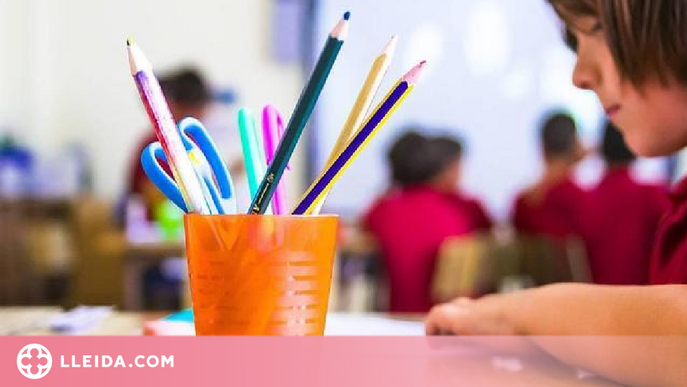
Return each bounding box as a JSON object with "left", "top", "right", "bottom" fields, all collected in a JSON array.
[
  {"left": 0, "top": 307, "right": 629, "bottom": 386},
  {"left": 0, "top": 306, "right": 165, "bottom": 335}
]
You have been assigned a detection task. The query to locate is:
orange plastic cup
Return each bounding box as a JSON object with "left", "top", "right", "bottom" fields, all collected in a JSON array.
[{"left": 184, "top": 214, "right": 339, "bottom": 335}]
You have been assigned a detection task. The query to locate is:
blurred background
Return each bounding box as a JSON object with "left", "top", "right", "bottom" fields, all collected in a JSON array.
[{"left": 0, "top": 0, "right": 684, "bottom": 324}]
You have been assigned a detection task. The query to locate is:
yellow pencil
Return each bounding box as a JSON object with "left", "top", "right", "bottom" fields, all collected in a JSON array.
[
  {"left": 293, "top": 61, "right": 426, "bottom": 215},
  {"left": 310, "top": 35, "right": 398, "bottom": 215}
]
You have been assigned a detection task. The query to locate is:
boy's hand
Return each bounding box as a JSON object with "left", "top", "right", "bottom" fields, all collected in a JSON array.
[{"left": 425, "top": 295, "right": 521, "bottom": 336}]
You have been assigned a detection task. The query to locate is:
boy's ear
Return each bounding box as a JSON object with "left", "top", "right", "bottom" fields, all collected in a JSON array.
[{"left": 572, "top": 141, "right": 590, "bottom": 163}]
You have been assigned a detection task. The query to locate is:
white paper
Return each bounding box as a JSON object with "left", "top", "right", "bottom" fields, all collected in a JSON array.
[{"left": 324, "top": 313, "right": 425, "bottom": 336}]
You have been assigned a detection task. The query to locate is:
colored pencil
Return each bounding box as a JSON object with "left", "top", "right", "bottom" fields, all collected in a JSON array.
[
  {"left": 310, "top": 35, "right": 398, "bottom": 215},
  {"left": 292, "top": 60, "right": 426, "bottom": 215},
  {"left": 249, "top": 12, "right": 350, "bottom": 214},
  {"left": 238, "top": 108, "right": 265, "bottom": 199},
  {"left": 262, "top": 105, "right": 288, "bottom": 215},
  {"left": 127, "top": 39, "right": 209, "bottom": 214}
]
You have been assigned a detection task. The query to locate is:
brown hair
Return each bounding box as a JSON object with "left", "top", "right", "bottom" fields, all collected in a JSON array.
[
  {"left": 388, "top": 130, "right": 463, "bottom": 187},
  {"left": 540, "top": 112, "right": 578, "bottom": 158},
  {"left": 548, "top": 0, "right": 687, "bottom": 86}
]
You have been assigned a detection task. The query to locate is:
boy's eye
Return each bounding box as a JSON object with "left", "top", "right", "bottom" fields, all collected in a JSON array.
[{"left": 564, "top": 28, "right": 579, "bottom": 53}]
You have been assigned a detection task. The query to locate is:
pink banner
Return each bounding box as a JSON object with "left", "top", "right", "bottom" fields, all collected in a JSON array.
[{"left": 2, "top": 337, "right": 684, "bottom": 386}]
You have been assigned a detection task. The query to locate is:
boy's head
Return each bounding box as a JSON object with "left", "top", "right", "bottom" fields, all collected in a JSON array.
[
  {"left": 539, "top": 113, "right": 582, "bottom": 164},
  {"left": 428, "top": 136, "right": 464, "bottom": 191},
  {"left": 601, "top": 121, "right": 635, "bottom": 166},
  {"left": 159, "top": 67, "right": 212, "bottom": 121},
  {"left": 547, "top": 0, "right": 687, "bottom": 158},
  {"left": 388, "top": 130, "right": 463, "bottom": 190}
]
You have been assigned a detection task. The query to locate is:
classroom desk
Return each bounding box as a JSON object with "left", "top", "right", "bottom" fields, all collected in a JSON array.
[
  {"left": 0, "top": 307, "right": 165, "bottom": 335},
  {"left": 0, "top": 307, "right": 630, "bottom": 386},
  {"left": 122, "top": 241, "right": 185, "bottom": 310}
]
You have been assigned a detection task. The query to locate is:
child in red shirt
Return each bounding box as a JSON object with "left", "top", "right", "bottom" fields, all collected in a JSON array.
[
  {"left": 512, "top": 113, "right": 587, "bottom": 240},
  {"left": 364, "top": 132, "right": 491, "bottom": 313},
  {"left": 426, "top": 2, "right": 687, "bottom": 386},
  {"left": 584, "top": 122, "right": 670, "bottom": 285}
]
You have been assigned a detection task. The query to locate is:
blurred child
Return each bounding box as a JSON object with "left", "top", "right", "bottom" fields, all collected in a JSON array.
[
  {"left": 426, "top": 1, "right": 687, "bottom": 386},
  {"left": 584, "top": 121, "right": 670, "bottom": 285},
  {"left": 364, "top": 131, "right": 491, "bottom": 313},
  {"left": 511, "top": 113, "right": 587, "bottom": 240},
  {"left": 436, "top": 136, "right": 493, "bottom": 232}
]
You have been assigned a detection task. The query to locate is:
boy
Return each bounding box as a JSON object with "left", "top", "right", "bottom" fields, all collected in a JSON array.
[
  {"left": 426, "top": 2, "right": 687, "bottom": 386},
  {"left": 512, "top": 113, "right": 586, "bottom": 240}
]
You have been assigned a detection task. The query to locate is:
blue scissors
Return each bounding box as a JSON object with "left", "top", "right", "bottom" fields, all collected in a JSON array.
[{"left": 141, "top": 117, "right": 237, "bottom": 215}]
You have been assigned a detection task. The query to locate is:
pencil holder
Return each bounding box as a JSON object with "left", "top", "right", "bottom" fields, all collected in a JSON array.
[{"left": 184, "top": 214, "right": 338, "bottom": 335}]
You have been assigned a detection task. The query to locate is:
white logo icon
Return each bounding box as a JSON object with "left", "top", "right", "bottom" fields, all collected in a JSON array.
[{"left": 17, "top": 344, "right": 52, "bottom": 379}]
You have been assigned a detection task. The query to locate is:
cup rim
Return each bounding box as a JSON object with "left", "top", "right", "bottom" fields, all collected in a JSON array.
[{"left": 184, "top": 213, "right": 339, "bottom": 220}]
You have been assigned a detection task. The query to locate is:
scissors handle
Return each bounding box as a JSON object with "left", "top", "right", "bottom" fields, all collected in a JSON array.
[
  {"left": 141, "top": 118, "right": 237, "bottom": 215},
  {"left": 140, "top": 142, "right": 188, "bottom": 213},
  {"left": 178, "top": 118, "right": 237, "bottom": 214}
]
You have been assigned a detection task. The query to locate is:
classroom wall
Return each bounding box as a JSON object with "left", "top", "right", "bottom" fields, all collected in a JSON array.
[
  {"left": 0, "top": 0, "right": 306, "bottom": 203},
  {"left": 312, "top": 0, "right": 667, "bottom": 220}
]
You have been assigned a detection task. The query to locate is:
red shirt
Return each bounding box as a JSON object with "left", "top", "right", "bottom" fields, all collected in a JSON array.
[
  {"left": 650, "top": 176, "right": 687, "bottom": 284},
  {"left": 364, "top": 185, "right": 490, "bottom": 313},
  {"left": 512, "top": 176, "right": 587, "bottom": 239},
  {"left": 454, "top": 194, "right": 493, "bottom": 231},
  {"left": 584, "top": 168, "right": 670, "bottom": 285}
]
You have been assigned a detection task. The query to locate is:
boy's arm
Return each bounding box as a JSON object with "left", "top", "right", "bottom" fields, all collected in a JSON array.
[
  {"left": 508, "top": 284, "right": 687, "bottom": 335},
  {"left": 426, "top": 284, "right": 687, "bottom": 387}
]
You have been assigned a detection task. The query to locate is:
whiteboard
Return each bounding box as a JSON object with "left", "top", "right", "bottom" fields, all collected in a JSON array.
[{"left": 311, "top": 0, "right": 665, "bottom": 220}]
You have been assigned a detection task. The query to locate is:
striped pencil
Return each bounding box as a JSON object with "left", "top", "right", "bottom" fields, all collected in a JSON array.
[
  {"left": 127, "top": 39, "right": 209, "bottom": 214},
  {"left": 249, "top": 12, "right": 350, "bottom": 214},
  {"left": 292, "top": 60, "right": 426, "bottom": 215},
  {"left": 310, "top": 35, "right": 398, "bottom": 215}
]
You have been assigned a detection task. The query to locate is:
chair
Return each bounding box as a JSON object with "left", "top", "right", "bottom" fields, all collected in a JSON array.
[
  {"left": 431, "top": 233, "right": 497, "bottom": 302},
  {"left": 509, "top": 234, "right": 591, "bottom": 287},
  {"left": 0, "top": 200, "right": 42, "bottom": 304},
  {"left": 430, "top": 233, "right": 591, "bottom": 303},
  {"left": 68, "top": 198, "right": 126, "bottom": 307}
]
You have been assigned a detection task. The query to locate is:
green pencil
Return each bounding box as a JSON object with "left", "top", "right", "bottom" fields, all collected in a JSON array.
[{"left": 249, "top": 11, "right": 350, "bottom": 214}]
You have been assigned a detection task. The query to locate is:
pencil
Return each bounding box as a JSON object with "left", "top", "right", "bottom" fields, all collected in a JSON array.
[
  {"left": 249, "top": 11, "right": 350, "bottom": 214},
  {"left": 310, "top": 35, "right": 398, "bottom": 215},
  {"left": 262, "top": 105, "right": 288, "bottom": 215},
  {"left": 238, "top": 108, "right": 265, "bottom": 199},
  {"left": 127, "top": 39, "right": 209, "bottom": 214},
  {"left": 292, "top": 60, "right": 426, "bottom": 215}
]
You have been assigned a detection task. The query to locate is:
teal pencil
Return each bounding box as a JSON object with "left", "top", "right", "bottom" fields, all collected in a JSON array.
[
  {"left": 238, "top": 108, "right": 265, "bottom": 198},
  {"left": 249, "top": 11, "right": 350, "bottom": 214},
  {"left": 252, "top": 118, "right": 267, "bottom": 168}
]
